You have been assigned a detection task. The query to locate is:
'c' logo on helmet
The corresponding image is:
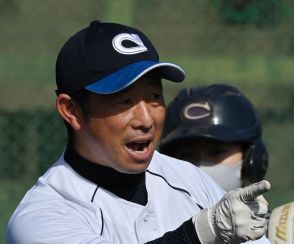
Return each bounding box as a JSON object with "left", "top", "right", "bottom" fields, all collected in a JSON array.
[
  {"left": 112, "top": 33, "right": 148, "bottom": 55},
  {"left": 182, "top": 102, "right": 211, "bottom": 120}
]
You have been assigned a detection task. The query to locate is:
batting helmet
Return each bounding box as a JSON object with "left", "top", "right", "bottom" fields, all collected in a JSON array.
[{"left": 159, "top": 84, "right": 268, "bottom": 183}]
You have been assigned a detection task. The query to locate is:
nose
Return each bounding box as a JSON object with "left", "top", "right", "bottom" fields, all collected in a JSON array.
[{"left": 132, "top": 101, "right": 153, "bottom": 131}]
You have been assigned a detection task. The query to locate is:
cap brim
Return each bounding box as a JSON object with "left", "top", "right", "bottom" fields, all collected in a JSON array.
[{"left": 85, "top": 61, "right": 185, "bottom": 94}]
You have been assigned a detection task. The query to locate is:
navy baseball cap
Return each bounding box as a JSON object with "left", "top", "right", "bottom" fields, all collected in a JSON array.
[{"left": 56, "top": 20, "right": 185, "bottom": 95}]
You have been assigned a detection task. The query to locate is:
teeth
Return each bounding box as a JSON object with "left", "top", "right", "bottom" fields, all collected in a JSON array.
[
  {"left": 135, "top": 145, "right": 147, "bottom": 154},
  {"left": 134, "top": 144, "right": 145, "bottom": 152},
  {"left": 127, "top": 142, "right": 149, "bottom": 154}
]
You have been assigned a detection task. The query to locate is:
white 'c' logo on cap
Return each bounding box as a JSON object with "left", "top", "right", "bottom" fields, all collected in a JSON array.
[
  {"left": 112, "top": 33, "right": 148, "bottom": 55},
  {"left": 182, "top": 102, "right": 212, "bottom": 120}
]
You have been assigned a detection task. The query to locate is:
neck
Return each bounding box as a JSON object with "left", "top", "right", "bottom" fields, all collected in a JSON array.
[{"left": 64, "top": 145, "right": 148, "bottom": 205}]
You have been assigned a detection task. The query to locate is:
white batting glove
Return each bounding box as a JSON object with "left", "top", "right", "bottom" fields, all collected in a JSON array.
[{"left": 193, "top": 180, "right": 271, "bottom": 244}]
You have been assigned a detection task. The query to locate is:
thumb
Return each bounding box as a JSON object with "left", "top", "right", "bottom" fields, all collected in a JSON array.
[{"left": 235, "top": 180, "right": 271, "bottom": 202}]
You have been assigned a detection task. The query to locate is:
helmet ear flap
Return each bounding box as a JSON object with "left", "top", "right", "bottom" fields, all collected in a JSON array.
[{"left": 241, "top": 139, "right": 268, "bottom": 184}]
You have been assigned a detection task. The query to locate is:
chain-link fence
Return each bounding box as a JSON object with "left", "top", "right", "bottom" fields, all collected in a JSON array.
[{"left": 1, "top": 0, "right": 294, "bottom": 241}]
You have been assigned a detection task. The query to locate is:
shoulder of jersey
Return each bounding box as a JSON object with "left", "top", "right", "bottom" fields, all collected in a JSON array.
[{"left": 150, "top": 151, "right": 215, "bottom": 186}]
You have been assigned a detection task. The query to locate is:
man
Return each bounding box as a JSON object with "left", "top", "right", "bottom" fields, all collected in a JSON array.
[
  {"left": 7, "top": 21, "right": 271, "bottom": 243},
  {"left": 159, "top": 84, "right": 293, "bottom": 243}
]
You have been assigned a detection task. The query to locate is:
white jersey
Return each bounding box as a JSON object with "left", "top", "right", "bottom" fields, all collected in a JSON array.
[{"left": 7, "top": 151, "right": 270, "bottom": 244}]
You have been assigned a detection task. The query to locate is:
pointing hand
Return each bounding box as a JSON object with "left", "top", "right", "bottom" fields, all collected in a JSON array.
[{"left": 193, "top": 180, "right": 271, "bottom": 243}]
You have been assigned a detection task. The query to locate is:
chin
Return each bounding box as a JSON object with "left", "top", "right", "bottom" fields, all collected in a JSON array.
[
  {"left": 126, "top": 169, "right": 146, "bottom": 174},
  {"left": 128, "top": 165, "right": 150, "bottom": 174},
  {"left": 119, "top": 161, "right": 151, "bottom": 174}
]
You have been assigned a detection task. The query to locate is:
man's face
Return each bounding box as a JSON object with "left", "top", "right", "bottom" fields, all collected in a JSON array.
[
  {"left": 172, "top": 140, "right": 243, "bottom": 166},
  {"left": 74, "top": 74, "right": 166, "bottom": 174}
]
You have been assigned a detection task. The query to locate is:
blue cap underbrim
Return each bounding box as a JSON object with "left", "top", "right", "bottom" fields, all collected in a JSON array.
[{"left": 85, "top": 61, "right": 185, "bottom": 94}]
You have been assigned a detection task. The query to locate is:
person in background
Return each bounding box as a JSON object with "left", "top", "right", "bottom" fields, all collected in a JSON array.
[
  {"left": 159, "top": 83, "right": 268, "bottom": 191},
  {"left": 159, "top": 83, "right": 294, "bottom": 243}
]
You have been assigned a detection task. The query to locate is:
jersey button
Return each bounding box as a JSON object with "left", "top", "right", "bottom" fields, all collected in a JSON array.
[{"left": 143, "top": 215, "right": 150, "bottom": 222}]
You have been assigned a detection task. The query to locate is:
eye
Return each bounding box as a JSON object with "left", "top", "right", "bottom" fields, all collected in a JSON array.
[
  {"left": 150, "top": 93, "right": 163, "bottom": 100},
  {"left": 121, "top": 98, "right": 132, "bottom": 105},
  {"left": 124, "top": 98, "right": 131, "bottom": 104},
  {"left": 207, "top": 148, "right": 226, "bottom": 157},
  {"left": 116, "top": 98, "right": 132, "bottom": 106}
]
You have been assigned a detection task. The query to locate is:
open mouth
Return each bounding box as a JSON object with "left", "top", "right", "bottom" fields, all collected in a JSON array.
[{"left": 126, "top": 140, "right": 151, "bottom": 154}]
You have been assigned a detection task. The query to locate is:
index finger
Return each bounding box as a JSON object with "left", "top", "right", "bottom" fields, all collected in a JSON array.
[{"left": 236, "top": 180, "right": 271, "bottom": 202}]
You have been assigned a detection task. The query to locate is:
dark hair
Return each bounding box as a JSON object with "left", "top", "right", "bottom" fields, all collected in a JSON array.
[{"left": 64, "top": 89, "right": 91, "bottom": 145}]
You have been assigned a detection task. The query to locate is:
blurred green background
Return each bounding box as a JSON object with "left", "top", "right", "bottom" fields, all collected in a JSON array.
[{"left": 1, "top": 0, "right": 294, "bottom": 242}]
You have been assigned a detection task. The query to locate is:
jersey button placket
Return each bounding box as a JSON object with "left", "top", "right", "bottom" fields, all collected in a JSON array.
[{"left": 135, "top": 207, "right": 159, "bottom": 243}]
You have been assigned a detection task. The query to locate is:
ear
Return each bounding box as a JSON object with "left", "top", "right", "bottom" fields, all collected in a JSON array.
[{"left": 56, "top": 94, "right": 82, "bottom": 130}]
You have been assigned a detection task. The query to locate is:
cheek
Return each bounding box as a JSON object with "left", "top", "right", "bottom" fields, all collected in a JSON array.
[
  {"left": 153, "top": 107, "right": 166, "bottom": 143},
  {"left": 86, "top": 117, "right": 121, "bottom": 141},
  {"left": 156, "top": 106, "right": 166, "bottom": 126},
  {"left": 230, "top": 152, "right": 243, "bottom": 163},
  {"left": 220, "top": 152, "right": 243, "bottom": 165}
]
